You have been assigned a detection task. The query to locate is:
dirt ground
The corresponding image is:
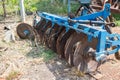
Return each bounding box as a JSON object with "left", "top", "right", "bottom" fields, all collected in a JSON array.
[{"left": 0, "top": 16, "right": 120, "bottom": 80}]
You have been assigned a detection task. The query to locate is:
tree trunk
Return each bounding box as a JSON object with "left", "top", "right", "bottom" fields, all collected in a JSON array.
[
  {"left": 63, "top": 0, "right": 66, "bottom": 5},
  {"left": 51, "top": 0, "right": 54, "bottom": 4},
  {"left": 20, "top": 0, "right": 25, "bottom": 22},
  {"left": 2, "top": 0, "right": 6, "bottom": 18}
]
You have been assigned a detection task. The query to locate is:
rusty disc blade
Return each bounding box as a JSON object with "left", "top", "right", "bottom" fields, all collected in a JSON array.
[
  {"left": 75, "top": 38, "right": 99, "bottom": 74},
  {"left": 113, "top": 46, "right": 120, "bottom": 60},
  {"left": 111, "top": 0, "right": 120, "bottom": 9},
  {"left": 64, "top": 32, "right": 86, "bottom": 66},
  {"left": 56, "top": 29, "right": 66, "bottom": 58},
  {"left": 44, "top": 28, "right": 51, "bottom": 48},
  {"left": 115, "top": 51, "right": 120, "bottom": 60},
  {"left": 41, "top": 21, "right": 52, "bottom": 44},
  {"left": 17, "top": 23, "right": 33, "bottom": 39},
  {"left": 56, "top": 29, "right": 74, "bottom": 58},
  {"left": 73, "top": 42, "right": 83, "bottom": 67},
  {"left": 37, "top": 19, "right": 46, "bottom": 33},
  {"left": 39, "top": 21, "right": 52, "bottom": 44},
  {"left": 36, "top": 19, "right": 47, "bottom": 42},
  {"left": 34, "top": 19, "right": 44, "bottom": 30},
  {"left": 72, "top": 34, "right": 87, "bottom": 67},
  {"left": 48, "top": 24, "right": 61, "bottom": 52},
  {"left": 44, "top": 26, "right": 62, "bottom": 48}
]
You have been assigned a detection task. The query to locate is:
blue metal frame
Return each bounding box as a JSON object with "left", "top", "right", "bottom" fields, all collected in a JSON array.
[
  {"left": 36, "top": 3, "right": 120, "bottom": 62},
  {"left": 74, "top": 4, "right": 110, "bottom": 20}
]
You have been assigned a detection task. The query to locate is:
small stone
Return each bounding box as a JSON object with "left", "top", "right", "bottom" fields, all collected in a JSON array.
[
  {"left": 19, "top": 78, "right": 29, "bottom": 80},
  {"left": 3, "top": 27, "right": 15, "bottom": 43},
  {"left": 64, "top": 68, "right": 70, "bottom": 72},
  {"left": 56, "top": 61, "right": 62, "bottom": 65}
]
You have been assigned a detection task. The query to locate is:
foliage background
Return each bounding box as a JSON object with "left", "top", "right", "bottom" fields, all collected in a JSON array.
[
  {"left": 0, "top": 0, "right": 119, "bottom": 25},
  {"left": 0, "top": 0, "right": 79, "bottom": 15}
]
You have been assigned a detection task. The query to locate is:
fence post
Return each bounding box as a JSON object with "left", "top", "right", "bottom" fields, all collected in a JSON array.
[{"left": 20, "top": 0, "right": 25, "bottom": 22}]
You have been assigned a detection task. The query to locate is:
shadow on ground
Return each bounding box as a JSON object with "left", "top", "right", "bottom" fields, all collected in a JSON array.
[{"left": 26, "top": 45, "right": 95, "bottom": 80}]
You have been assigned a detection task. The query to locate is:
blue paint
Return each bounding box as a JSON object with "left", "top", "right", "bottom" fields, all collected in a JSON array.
[
  {"left": 24, "top": 30, "right": 30, "bottom": 36},
  {"left": 36, "top": 4, "right": 120, "bottom": 62}
]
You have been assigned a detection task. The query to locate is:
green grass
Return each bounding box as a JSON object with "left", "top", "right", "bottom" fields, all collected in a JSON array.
[
  {"left": 6, "top": 71, "right": 20, "bottom": 80},
  {"left": 115, "top": 20, "right": 120, "bottom": 26},
  {"left": 41, "top": 49, "right": 56, "bottom": 61},
  {"left": 113, "top": 14, "right": 120, "bottom": 26},
  {"left": 26, "top": 46, "right": 56, "bottom": 62},
  {"left": 33, "top": 0, "right": 80, "bottom": 15},
  {"left": 34, "top": 0, "right": 68, "bottom": 15},
  {"left": 0, "top": 0, "right": 80, "bottom": 16}
]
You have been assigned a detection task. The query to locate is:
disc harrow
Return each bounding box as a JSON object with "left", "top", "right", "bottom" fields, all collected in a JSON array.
[
  {"left": 17, "top": 0, "right": 120, "bottom": 75},
  {"left": 33, "top": 3, "right": 120, "bottom": 74}
]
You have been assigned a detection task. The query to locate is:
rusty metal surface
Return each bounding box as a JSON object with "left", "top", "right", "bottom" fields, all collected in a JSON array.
[
  {"left": 91, "top": 0, "right": 120, "bottom": 14},
  {"left": 48, "top": 24, "right": 60, "bottom": 52},
  {"left": 36, "top": 19, "right": 47, "bottom": 43},
  {"left": 64, "top": 32, "right": 87, "bottom": 66},
  {"left": 72, "top": 34, "right": 99, "bottom": 74},
  {"left": 115, "top": 50, "right": 120, "bottom": 60},
  {"left": 44, "top": 28, "right": 51, "bottom": 48},
  {"left": 56, "top": 29, "right": 74, "bottom": 58},
  {"left": 91, "top": 5, "right": 120, "bottom": 14},
  {"left": 17, "top": 23, "right": 34, "bottom": 39}
]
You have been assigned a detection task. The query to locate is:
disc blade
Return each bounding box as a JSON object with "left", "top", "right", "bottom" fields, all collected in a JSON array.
[
  {"left": 17, "top": 23, "right": 34, "bottom": 39},
  {"left": 75, "top": 38, "right": 99, "bottom": 74},
  {"left": 56, "top": 29, "right": 73, "bottom": 58},
  {"left": 64, "top": 32, "right": 86, "bottom": 66},
  {"left": 48, "top": 24, "right": 60, "bottom": 52}
]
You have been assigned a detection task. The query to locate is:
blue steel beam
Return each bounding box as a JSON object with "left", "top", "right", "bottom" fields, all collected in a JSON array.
[
  {"left": 74, "top": 3, "right": 110, "bottom": 20},
  {"left": 96, "top": 47, "right": 120, "bottom": 61}
]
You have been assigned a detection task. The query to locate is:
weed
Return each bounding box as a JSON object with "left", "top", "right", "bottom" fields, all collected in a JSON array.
[
  {"left": 26, "top": 46, "right": 56, "bottom": 62},
  {"left": 6, "top": 71, "right": 20, "bottom": 80},
  {"left": 113, "top": 14, "right": 120, "bottom": 26},
  {"left": 41, "top": 49, "right": 56, "bottom": 62}
]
